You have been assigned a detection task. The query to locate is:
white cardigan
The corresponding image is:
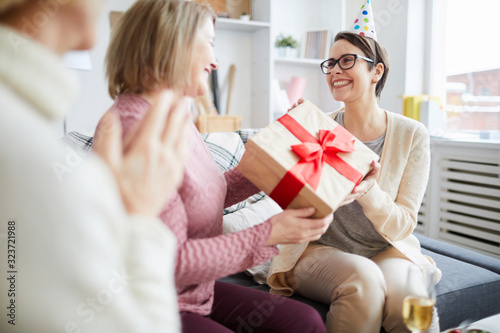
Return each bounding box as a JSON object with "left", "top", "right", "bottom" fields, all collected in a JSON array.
[
  {"left": 0, "top": 26, "right": 180, "bottom": 332},
  {"left": 268, "top": 109, "right": 441, "bottom": 296}
]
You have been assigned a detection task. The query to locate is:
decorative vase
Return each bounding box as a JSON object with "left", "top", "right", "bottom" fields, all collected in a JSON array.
[
  {"left": 285, "top": 47, "right": 297, "bottom": 58},
  {"left": 276, "top": 47, "right": 286, "bottom": 58}
]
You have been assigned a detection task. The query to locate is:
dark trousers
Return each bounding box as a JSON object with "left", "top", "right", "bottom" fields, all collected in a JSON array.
[{"left": 181, "top": 281, "right": 326, "bottom": 333}]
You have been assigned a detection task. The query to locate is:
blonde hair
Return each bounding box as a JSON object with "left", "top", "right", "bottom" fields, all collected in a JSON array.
[{"left": 106, "top": 0, "right": 215, "bottom": 99}]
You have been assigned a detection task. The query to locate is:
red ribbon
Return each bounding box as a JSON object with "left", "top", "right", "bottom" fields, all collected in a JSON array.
[{"left": 269, "top": 113, "right": 364, "bottom": 209}]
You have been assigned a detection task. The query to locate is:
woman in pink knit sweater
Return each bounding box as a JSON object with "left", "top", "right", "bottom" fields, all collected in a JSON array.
[{"left": 96, "top": 1, "right": 332, "bottom": 332}]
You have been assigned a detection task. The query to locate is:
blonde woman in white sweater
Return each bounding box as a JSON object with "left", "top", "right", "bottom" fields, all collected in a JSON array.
[
  {"left": 268, "top": 32, "right": 441, "bottom": 333},
  {"left": 0, "top": 0, "right": 188, "bottom": 332}
]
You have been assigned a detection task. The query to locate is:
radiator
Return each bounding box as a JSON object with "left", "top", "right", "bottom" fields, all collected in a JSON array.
[
  {"left": 417, "top": 141, "right": 500, "bottom": 259},
  {"left": 417, "top": 193, "right": 427, "bottom": 234}
]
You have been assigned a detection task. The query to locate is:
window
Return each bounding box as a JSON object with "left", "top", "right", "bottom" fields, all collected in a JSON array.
[{"left": 443, "top": 0, "right": 500, "bottom": 141}]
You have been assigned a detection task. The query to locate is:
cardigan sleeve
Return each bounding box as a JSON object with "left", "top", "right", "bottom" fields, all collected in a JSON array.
[
  {"left": 224, "top": 167, "right": 261, "bottom": 208},
  {"left": 357, "top": 121, "right": 430, "bottom": 242}
]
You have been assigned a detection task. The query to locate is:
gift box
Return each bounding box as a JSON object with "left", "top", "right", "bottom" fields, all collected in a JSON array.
[{"left": 236, "top": 101, "right": 379, "bottom": 218}]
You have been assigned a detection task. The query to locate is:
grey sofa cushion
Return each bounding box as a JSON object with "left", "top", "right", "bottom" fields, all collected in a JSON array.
[
  {"left": 64, "top": 131, "right": 500, "bottom": 331},
  {"left": 421, "top": 249, "right": 500, "bottom": 330},
  {"left": 416, "top": 234, "right": 500, "bottom": 275},
  {"left": 219, "top": 234, "right": 500, "bottom": 331},
  {"left": 416, "top": 234, "right": 500, "bottom": 330}
]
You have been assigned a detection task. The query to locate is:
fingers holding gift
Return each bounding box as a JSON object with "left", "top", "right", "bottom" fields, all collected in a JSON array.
[
  {"left": 364, "top": 160, "right": 381, "bottom": 180},
  {"left": 339, "top": 160, "right": 380, "bottom": 207},
  {"left": 266, "top": 208, "right": 333, "bottom": 246},
  {"left": 288, "top": 98, "right": 306, "bottom": 112}
]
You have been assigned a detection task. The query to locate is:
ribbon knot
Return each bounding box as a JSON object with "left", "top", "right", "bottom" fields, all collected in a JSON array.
[
  {"left": 290, "top": 129, "right": 358, "bottom": 190},
  {"left": 292, "top": 130, "right": 356, "bottom": 160},
  {"left": 268, "top": 114, "right": 364, "bottom": 209}
]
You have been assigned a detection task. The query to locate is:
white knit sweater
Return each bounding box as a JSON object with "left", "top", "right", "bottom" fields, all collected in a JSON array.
[{"left": 0, "top": 25, "right": 180, "bottom": 332}]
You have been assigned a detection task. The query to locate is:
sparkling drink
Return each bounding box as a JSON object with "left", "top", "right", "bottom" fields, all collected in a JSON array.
[{"left": 402, "top": 296, "right": 434, "bottom": 331}]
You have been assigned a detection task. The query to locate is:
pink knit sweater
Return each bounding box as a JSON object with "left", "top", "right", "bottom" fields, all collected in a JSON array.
[{"left": 109, "top": 94, "right": 279, "bottom": 315}]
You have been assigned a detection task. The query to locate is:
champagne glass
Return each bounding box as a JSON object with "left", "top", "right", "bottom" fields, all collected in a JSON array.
[{"left": 402, "top": 266, "right": 436, "bottom": 332}]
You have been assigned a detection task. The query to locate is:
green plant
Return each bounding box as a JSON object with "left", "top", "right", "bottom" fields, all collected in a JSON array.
[{"left": 275, "top": 34, "right": 298, "bottom": 48}]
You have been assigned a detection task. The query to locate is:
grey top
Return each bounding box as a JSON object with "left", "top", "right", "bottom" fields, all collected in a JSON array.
[{"left": 312, "top": 111, "right": 392, "bottom": 258}]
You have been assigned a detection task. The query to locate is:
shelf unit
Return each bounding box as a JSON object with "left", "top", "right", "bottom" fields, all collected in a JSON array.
[
  {"left": 271, "top": 0, "right": 345, "bottom": 120},
  {"left": 216, "top": 18, "right": 270, "bottom": 31},
  {"left": 213, "top": 0, "right": 272, "bottom": 128},
  {"left": 212, "top": 0, "right": 346, "bottom": 129},
  {"left": 274, "top": 57, "right": 322, "bottom": 67}
]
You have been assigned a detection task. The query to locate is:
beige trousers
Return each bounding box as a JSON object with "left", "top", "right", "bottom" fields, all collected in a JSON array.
[{"left": 285, "top": 244, "right": 439, "bottom": 333}]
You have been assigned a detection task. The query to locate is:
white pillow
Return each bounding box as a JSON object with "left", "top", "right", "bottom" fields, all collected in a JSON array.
[
  {"left": 201, "top": 132, "right": 265, "bottom": 214},
  {"left": 203, "top": 131, "right": 280, "bottom": 283},
  {"left": 222, "top": 195, "right": 283, "bottom": 284},
  {"left": 201, "top": 132, "right": 244, "bottom": 172}
]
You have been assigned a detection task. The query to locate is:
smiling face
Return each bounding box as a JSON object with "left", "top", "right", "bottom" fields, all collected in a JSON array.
[
  {"left": 326, "top": 39, "right": 377, "bottom": 104},
  {"left": 185, "top": 17, "right": 218, "bottom": 98}
]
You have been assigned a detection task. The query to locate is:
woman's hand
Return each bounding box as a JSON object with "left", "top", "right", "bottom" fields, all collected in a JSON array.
[
  {"left": 266, "top": 207, "right": 332, "bottom": 246},
  {"left": 288, "top": 98, "right": 305, "bottom": 112},
  {"left": 340, "top": 160, "right": 381, "bottom": 207},
  {"left": 93, "top": 90, "right": 190, "bottom": 217}
]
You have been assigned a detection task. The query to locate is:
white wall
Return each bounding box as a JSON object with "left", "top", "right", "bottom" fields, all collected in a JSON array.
[
  {"left": 404, "top": 1, "right": 426, "bottom": 95},
  {"left": 65, "top": 0, "right": 136, "bottom": 136},
  {"left": 65, "top": 0, "right": 432, "bottom": 134},
  {"left": 272, "top": 0, "right": 344, "bottom": 51},
  {"left": 213, "top": 29, "right": 253, "bottom": 126},
  {"left": 424, "top": 0, "right": 447, "bottom": 100},
  {"left": 347, "top": 0, "right": 429, "bottom": 115},
  {"left": 272, "top": 0, "right": 345, "bottom": 114}
]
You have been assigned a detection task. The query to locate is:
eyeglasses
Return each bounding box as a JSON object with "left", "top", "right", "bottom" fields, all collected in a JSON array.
[{"left": 320, "top": 54, "right": 374, "bottom": 74}]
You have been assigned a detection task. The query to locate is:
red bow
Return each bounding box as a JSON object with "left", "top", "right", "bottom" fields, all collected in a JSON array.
[{"left": 269, "top": 114, "right": 363, "bottom": 209}]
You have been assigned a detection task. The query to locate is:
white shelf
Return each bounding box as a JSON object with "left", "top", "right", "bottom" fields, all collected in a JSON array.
[
  {"left": 215, "top": 18, "right": 270, "bottom": 32},
  {"left": 212, "top": 0, "right": 344, "bottom": 128},
  {"left": 275, "top": 57, "right": 323, "bottom": 67}
]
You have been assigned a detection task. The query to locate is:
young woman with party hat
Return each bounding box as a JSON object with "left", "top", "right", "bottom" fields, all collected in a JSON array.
[{"left": 267, "top": 1, "right": 441, "bottom": 332}]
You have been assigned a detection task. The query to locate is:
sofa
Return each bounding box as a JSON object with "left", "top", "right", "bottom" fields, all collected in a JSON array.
[{"left": 64, "top": 129, "right": 500, "bottom": 332}]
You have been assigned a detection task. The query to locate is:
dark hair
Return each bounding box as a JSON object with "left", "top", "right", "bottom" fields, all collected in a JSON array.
[{"left": 334, "top": 31, "right": 390, "bottom": 99}]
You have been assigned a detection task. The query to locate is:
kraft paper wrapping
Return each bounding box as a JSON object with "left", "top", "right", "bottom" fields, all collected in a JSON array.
[{"left": 237, "top": 100, "right": 379, "bottom": 218}]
